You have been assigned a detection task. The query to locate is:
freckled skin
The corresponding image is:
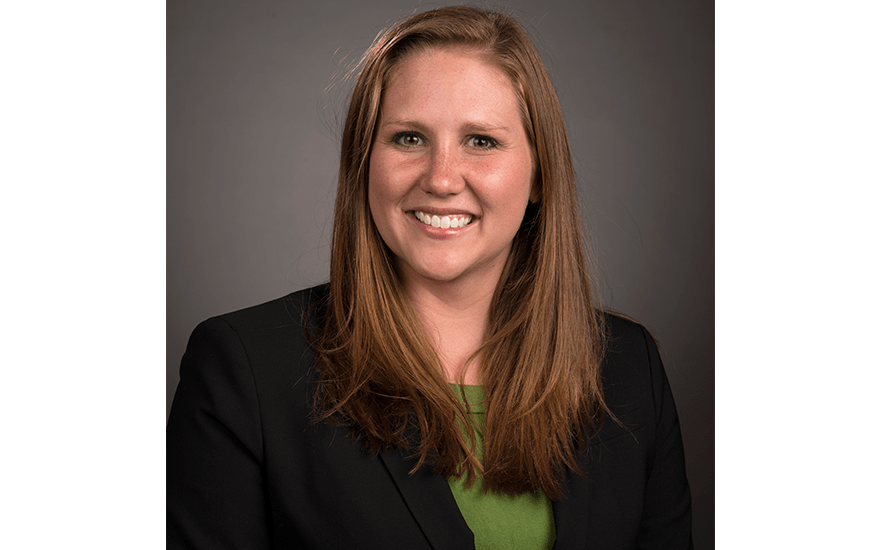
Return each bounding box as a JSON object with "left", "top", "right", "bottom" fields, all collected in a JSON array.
[{"left": 368, "top": 48, "right": 534, "bottom": 294}]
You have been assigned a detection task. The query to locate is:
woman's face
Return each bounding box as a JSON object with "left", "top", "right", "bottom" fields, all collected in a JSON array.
[{"left": 368, "top": 48, "right": 535, "bottom": 289}]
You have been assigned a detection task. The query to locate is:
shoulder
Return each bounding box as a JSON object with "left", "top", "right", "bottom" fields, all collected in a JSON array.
[
  {"left": 593, "top": 310, "right": 669, "bottom": 440},
  {"left": 600, "top": 310, "right": 658, "bottom": 380},
  {"left": 190, "top": 284, "right": 329, "bottom": 344},
  {"left": 183, "top": 284, "right": 330, "bottom": 382},
  {"left": 212, "top": 283, "right": 330, "bottom": 334},
  {"left": 173, "top": 285, "right": 331, "bottom": 441},
  {"left": 577, "top": 312, "right": 693, "bottom": 547}
]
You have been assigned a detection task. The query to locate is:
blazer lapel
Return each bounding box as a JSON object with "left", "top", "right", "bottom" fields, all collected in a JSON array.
[{"left": 379, "top": 447, "right": 475, "bottom": 550}]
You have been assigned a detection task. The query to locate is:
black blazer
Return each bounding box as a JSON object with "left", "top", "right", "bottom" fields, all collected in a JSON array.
[{"left": 167, "top": 285, "right": 693, "bottom": 549}]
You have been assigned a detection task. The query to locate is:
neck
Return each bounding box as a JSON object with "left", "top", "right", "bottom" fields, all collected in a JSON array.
[{"left": 402, "top": 274, "right": 498, "bottom": 385}]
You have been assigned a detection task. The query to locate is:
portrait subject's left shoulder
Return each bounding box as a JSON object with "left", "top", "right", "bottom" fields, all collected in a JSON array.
[
  {"left": 600, "top": 311, "right": 659, "bottom": 388},
  {"left": 592, "top": 310, "right": 677, "bottom": 444}
]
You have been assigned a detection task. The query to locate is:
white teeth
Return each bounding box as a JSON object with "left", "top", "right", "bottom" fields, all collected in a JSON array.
[{"left": 414, "top": 211, "right": 472, "bottom": 229}]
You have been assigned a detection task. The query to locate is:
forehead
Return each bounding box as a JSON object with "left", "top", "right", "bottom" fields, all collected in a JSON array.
[{"left": 379, "top": 47, "right": 521, "bottom": 123}]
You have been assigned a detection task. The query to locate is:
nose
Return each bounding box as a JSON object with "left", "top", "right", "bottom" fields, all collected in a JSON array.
[{"left": 419, "top": 146, "right": 465, "bottom": 196}]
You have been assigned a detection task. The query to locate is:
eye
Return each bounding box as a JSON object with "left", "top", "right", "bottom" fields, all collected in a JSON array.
[
  {"left": 393, "top": 132, "right": 424, "bottom": 147},
  {"left": 467, "top": 135, "right": 497, "bottom": 150}
]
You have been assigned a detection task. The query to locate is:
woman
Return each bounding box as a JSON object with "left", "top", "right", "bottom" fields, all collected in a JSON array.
[{"left": 167, "top": 6, "right": 692, "bottom": 549}]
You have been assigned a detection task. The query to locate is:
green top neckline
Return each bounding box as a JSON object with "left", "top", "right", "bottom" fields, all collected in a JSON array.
[
  {"left": 449, "top": 384, "right": 486, "bottom": 414},
  {"left": 445, "top": 383, "right": 556, "bottom": 550}
]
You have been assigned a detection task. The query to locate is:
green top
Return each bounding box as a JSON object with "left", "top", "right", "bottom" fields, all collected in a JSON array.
[{"left": 447, "top": 385, "right": 555, "bottom": 550}]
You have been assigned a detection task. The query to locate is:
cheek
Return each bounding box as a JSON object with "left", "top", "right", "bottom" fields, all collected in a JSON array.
[
  {"left": 367, "top": 155, "right": 386, "bottom": 214},
  {"left": 489, "top": 156, "right": 534, "bottom": 208},
  {"left": 367, "top": 153, "right": 402, "bottom": 250},
  {"left": 368, "top": 152, "right": 397, "bottom": 209}
]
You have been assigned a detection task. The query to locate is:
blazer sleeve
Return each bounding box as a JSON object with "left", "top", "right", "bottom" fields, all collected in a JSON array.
[
  {"left": 636, "top": 324, "right": 694, "bottom": 549},
  {"left": 167, "top": 317, "right": 271, "bottom": 550}
]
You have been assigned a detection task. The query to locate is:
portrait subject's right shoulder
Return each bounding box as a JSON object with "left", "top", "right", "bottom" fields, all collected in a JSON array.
[
  {"left": 214, "top": 283, "right": 330, "bottom": 334},
  {"left": 182, "top": 284, "right": 330, "bottom": 389}
]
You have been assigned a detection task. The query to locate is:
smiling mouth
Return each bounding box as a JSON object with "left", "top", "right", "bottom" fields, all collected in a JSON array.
[{"left": 413, "top": 211, "right": 474, "bottom": 229}]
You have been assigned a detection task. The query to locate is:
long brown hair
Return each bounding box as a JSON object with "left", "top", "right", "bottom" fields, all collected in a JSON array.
[{"left": 310, "top": 6, "right": 608, "bottom": 499}]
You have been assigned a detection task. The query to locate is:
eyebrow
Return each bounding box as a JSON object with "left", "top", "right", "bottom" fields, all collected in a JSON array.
[
  {"left": 462, "top": 122, "right": 512, "bottom": 133},
  {"left": 380, "top": 118, "right": 512, "bottom": 134}
]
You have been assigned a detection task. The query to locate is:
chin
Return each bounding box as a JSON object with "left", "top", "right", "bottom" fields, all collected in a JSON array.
[
  {"left": 405, "top": 257, "right": 502, "bottom": 287},
  {"left": 412, "top": 266, "right": 468, "bottom": 284},
  {"left": 394, "top": 256, "right": 461, "bottom": 283}
]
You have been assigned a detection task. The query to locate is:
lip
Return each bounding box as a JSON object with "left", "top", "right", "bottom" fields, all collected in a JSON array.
[{"left": 407, "top": 207, "right": 477, "bottom": 217}]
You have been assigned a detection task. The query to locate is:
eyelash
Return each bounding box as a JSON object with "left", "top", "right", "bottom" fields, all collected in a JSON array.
[{"left": 390, "top": 132, "right": 498, "bottom": 150}]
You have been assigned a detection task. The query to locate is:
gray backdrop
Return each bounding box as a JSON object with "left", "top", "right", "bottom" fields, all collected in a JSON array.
[{"left": 167, "top": 0, "right": 713, "bottom": 546}]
